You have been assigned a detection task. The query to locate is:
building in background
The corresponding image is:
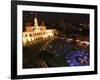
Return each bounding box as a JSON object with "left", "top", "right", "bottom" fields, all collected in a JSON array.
[{"left": 23, "top": 16, "right": 58, "bottom": 45}]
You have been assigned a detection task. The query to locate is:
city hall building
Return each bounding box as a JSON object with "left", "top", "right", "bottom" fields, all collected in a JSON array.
[{"left": 23, "top": 17, "right": 58, "bottom": 45}]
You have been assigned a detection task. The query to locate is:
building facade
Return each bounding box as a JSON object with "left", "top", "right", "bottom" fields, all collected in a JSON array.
[{"left": 23, "top": 17, "right": 58, "bottom": 45}]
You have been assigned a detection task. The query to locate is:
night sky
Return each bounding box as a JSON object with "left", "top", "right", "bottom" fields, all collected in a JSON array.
[{"left": 23, "top": 11, "right": 89, "bottom": 31}]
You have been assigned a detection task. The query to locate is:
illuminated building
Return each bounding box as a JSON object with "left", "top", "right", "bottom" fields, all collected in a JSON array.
[{"left": 23, "top": 16, "right": 58, "bottom": 45}]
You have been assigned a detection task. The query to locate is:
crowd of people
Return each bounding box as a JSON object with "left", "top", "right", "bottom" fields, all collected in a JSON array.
[{"left": 40, "top": 35, "right": 89, "bottom": 67}]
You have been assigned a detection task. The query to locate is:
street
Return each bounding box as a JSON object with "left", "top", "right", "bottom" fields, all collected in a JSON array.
[{"left": 23, "top": 36, "right": 56, "bottom": 68}]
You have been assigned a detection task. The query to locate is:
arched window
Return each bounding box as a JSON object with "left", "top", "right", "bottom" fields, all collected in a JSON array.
[
  {"left": 25, "top": 34, "right": 27, "bottom": 37},
  {"left": 33, "top": 33, "right": 34, "bottom": 36},
  {"left": 29, "top": 34, "right": 32, "bottom": 37}
]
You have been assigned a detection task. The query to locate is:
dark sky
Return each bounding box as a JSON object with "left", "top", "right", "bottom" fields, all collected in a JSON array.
[{"left": 23, "top": 11, "right": 89, "bottom": 31}]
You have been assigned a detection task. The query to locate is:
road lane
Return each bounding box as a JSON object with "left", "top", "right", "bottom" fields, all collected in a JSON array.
[{"left": 23, "top": 37, "right": 56, "bottom": 68}]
